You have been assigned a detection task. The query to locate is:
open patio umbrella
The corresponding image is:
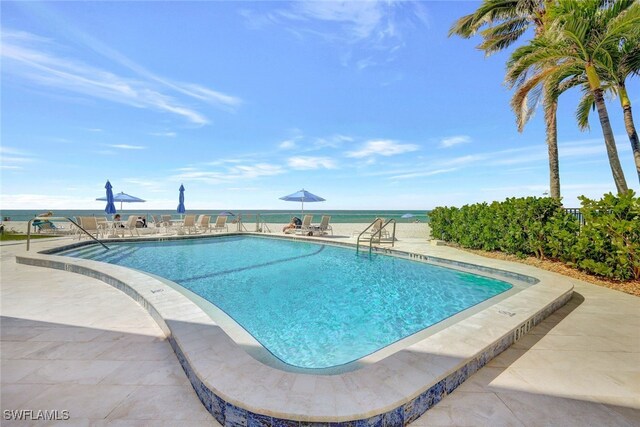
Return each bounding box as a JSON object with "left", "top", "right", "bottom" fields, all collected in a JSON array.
[
  {"left": 279, "top": 189, "right": 325, "bottom": 215},
  {"left": 97, "top": 192, "right": 146, "bottom": 210},
  {"left": 104, "top": 181, "right": 117, "bottom": 215},
  {"left": 218, "top": 211, "right": 235, "bottom": 217},
  {"left": 401, "top": 213, "right": 414, "bottom": 219},
  {"left": 177, "top": 185, "right": 186, "bottom": 214}
]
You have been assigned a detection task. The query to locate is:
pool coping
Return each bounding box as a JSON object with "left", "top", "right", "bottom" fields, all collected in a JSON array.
[{"left": 16, "top": 233, "right": 574, "bottom": 425}]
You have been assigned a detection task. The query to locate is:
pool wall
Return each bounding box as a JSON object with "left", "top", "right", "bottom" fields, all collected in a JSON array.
[{"left": 17, "top": 234, "right": 574, "bottom": 425}]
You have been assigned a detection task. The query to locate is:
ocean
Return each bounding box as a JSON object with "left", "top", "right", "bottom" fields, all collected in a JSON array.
[{"left": 0, "top": 209, "right": 430, "bottom": 224}]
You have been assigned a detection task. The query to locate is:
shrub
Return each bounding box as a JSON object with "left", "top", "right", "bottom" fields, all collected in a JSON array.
[
  {"left": 573, "top": 191, "right": 640, "bottom": 280},
  {"left": 428, "top": 191, "right": 639, "bottom": 281}
]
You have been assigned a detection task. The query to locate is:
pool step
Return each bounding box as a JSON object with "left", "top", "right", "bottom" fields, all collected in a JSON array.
[{"left": 92, "top": 246, "right": 137, "bottom": 263}]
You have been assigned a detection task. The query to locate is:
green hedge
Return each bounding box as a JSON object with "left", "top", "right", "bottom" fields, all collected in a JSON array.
[{"left": 429, "top": 191, "right": 639, "bottom": 281}]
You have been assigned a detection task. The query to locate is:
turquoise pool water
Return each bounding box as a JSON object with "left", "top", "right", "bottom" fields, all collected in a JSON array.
[{"left": 60, "top": 236, "right": 512, "bottom": 369}]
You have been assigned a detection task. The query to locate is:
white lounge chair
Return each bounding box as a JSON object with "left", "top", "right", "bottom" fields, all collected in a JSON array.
[
  {"left": 211, "top": 216, "right": 228, "bottom": 232},
  {"left": 354, "top": 218, "right": 389, "bottom": 241},
  {"left": 313, "top": 215, "right": 333, "bottom": 236},
  {"left": 150, "top": 215, "right": 163, "bottom": 233},
  {"left": 77, "top": 216, "right": 101, "bottom": 240},
  {"left": 295, "top": 215, "right": 313, "bottom": 235},
  {"left": 179, "top": 214, "right": 196, "bottom": 234},
  {"left": 196, "top": 215, "right": 211, "bottom": 233},
  {"left": 123, "top": 215, "right": 140, "bottom": 237},
  {"left": 161, "top": 215, "right": 173, "bottom": 233}
]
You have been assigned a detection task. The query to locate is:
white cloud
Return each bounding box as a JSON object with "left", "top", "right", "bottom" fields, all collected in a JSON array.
[
  {"left": 345, "top": 139, "right": 419, "bottom": 158},
  {"left": 108, "top": 144, "right": 146, "bottom": 150},
  {"left": 242, "top": 1, "right": 429, "bottom": 68},
  {"left": 1, "top": 28, "right": 242, "bottom": 125},
  {"left": 120, "top": 178, "right": 164, "bottom": 193},
  {"left": 440, "top": 135, "right": 471, "bottom": 148},
  {"left": 172, "top": 162, "right": 285, "bottom": 184},
  {"left": 0, "top": 193, "right": 99, "bottom": 209},
  {"left": 0, "top": 146, "right": 36, "bottom": 170},
  {"left": 389, "top": 168, "right": 459, "bottom": 180},
  {"left": 287, "top": 156, "right": 337, "bottom": 170},
  {"left": 314, "top": 134, "right": 353, "bottom": 149},
  {"left": 279, "top": 139, "right": 297, "bottom": 149},
  {"left": 150, "top": 131, "right": 177, "bottom": 137}
]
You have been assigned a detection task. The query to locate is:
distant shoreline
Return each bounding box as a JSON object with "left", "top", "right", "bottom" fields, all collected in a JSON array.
[
  {"left": 0, "top": 209, "right": 431, "bottom": 224},
  {"left": 1, "top": 220, "right": 432, "bottom": 240}
]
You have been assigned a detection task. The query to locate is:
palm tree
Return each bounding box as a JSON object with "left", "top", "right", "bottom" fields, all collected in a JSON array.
[
  {"left": 507, "top": 0, "right": 636, "bottom": 193},
  {"left": 450, "top": 0, "right": 563, "bottom": 199},
  {"left": 506, "top": 59, "right": 584, "bottom": 199},
  {"left": 575, "top": 36, "right": 640, "bottom": 184}
]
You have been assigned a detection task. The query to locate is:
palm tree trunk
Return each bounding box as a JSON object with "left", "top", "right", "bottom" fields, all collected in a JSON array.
[
  {"left": 546, "top": 100, "right": 561, "bottom": 199},
  {"left": 586, "top": 63, "right": 628, "bottom": 193},
  {"left": 619, "top": 85, "right": 640, "bottom": 185},
  {"left": 593, "top": 88, "right": 629, "bottom": 193}
]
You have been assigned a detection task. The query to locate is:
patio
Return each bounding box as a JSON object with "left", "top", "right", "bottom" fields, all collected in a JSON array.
[{"left": 1, "top": 236, "right": 638, "bottom": 426}]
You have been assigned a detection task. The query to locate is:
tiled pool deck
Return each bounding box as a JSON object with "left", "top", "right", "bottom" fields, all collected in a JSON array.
[{"left": 1, "top": 234, "right": 639, "bottom": 426}]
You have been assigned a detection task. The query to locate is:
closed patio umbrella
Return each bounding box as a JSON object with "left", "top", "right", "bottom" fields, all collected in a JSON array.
[
  {"left": 104, "top": 181, "right": 117, "bottom": 216},
  {"left": 177, "top": 185, "right": 186, "bottom": 214}
]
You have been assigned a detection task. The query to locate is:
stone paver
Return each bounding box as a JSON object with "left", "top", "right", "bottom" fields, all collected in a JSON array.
[
  {"left": 400, "top": 239, "right": 640, "bottom": 427},
  {"left": 1, "top": 238, "right": 217, "bottom": 426},
  {"left": 2, "top": 235, "right": 640, "bottom": 426}
]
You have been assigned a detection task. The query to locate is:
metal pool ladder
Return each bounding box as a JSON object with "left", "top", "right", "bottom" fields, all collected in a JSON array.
[
  {"left": 356, "top": 218, "right": 396, "bottom": 256},
  {"left": 27, "top": 217, "right": 109, "bottom": 251}
]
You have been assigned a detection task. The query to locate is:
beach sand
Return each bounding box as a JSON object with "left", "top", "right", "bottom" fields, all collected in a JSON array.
[
  {"left": 262, "top": 222, "right": 431, "bottom": 240},
  {"left": 2, "top": 220, "right": 432, "bottom": 240}
]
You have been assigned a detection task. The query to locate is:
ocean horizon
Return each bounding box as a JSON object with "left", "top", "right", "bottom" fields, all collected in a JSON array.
[{"left": 0, "top": 209, "right": 430, "bottom": 224}]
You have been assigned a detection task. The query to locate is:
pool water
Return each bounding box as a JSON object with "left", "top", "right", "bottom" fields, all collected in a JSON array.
[{"left": 60, "top": 236, "right": 512, "bottom": 369}]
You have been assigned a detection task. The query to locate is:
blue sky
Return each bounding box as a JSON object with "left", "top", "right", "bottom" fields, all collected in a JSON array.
[{"left": 1, "top": 1, "right": 638, "bottom": 211}]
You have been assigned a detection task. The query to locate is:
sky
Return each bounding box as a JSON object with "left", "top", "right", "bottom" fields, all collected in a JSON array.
[{"left": 1, "top": 0, "right": 638, "bottom": 211}]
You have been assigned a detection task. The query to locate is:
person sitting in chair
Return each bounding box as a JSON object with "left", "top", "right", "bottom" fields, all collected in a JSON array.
[
  {"left": 113, "top": 214, "right": 125, "bottom": 227},
  {"left": 33, "top": 211, "right": 54, "bottom": 233},
  {"left": 282, "top": 216, "right": 302, "bottom": 233}
]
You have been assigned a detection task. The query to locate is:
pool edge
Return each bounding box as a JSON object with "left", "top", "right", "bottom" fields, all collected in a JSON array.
[{"left": 16, "top": 235, "right": 574, "bottom": 424}]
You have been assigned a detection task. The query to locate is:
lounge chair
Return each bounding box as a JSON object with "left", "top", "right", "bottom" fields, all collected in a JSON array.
[
  {"left": 34, "top": 220, "right": 58, "bottom": 234},
  {"left": 211, "top": 215, "right": 228, "bottom": 232},
  {"left": 354, "top": 217, "right": 390, "bottom": 241},
  {"left": 182, "top": 214, "right": 197, "bottom": 234},
  {"left": 123, "top": 215, "right": 140, "bottom": 237},
  {"left": 295, "top": 215, "right": 313, "bottom": 235},
  {"left": 151, "top": 215, "right": 163, "bottom": 233},
  {"left": 161, "top": 215, "right": 173, "bottom": 233},
  {"left": 196, "top": 215, "right": 211, "bottom": 233},
  {"left": 77, "top": 216, "right": 101, "bottom": 240},
  {"left": 312, "top": 215, "right": 333, "bottom": 236}
]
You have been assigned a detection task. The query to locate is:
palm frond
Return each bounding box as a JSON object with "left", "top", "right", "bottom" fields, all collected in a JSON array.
[
  {"left": 576, "top": 88, "right": 595, "bottom": 130},
  {"left": 449, "top": 13, "right": 479, "bottom": 38},
  {"left": 511, "top": 66, "right": 559, "bottom": 131},
  {"left": 449, "top": 0, "right": 521, "bottom": 37},
  {"left": 479, "top": 26, "right": 529, "bottom": 55}
]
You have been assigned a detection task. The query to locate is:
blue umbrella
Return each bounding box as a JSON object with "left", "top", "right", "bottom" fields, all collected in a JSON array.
[
  {"left": 218, "top": 211, "right": 235, "bottom": 216},
  {"left": 177, "top": 185, "right": 186, "bottom": 214},
  {"left": 279, "top": 188, "right": 325, "bottom": 215},
  {"left": 97, "top": 191, "right": 145, "bottom": 210},
  {"left": 104, "top": 181, "right": 117, "bottom": 215},
  {"left": 401, "top": 213, "right": 414, "bottom": 219}
]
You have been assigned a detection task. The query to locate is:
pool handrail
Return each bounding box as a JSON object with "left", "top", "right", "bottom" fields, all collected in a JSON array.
[
  {"left": 356, "top": 218, "right": 396, "bottom": 255},
  {"left": 27, "top": 217, "right": 109, "bottom": 251}
]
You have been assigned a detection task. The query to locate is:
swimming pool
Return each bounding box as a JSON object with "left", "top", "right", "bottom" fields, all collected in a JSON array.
[{"left": 60, "top": 236, "right": 512, "bottom": 369}]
